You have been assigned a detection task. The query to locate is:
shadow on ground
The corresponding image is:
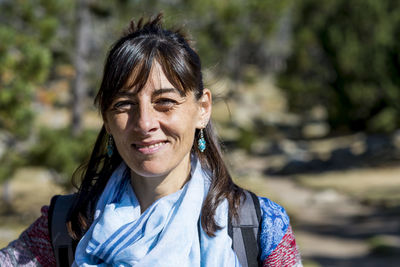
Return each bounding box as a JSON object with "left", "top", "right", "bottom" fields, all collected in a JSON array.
[
  {"left": 298, "top": 200, "right": 400, "bottom": 266},
  {"left": 263, "top": 134, "right": 400, "bottom": 176}
]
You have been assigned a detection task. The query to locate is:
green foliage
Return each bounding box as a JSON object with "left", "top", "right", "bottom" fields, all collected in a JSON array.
[
  {"left": 237, "top": 127, "right": 257, "bottom": 152},
  {"left": 0, "top": 149, "right": 26, "bottom": 184},
  {"left": 279, "top": 0, "right": 400, "bottom": 133},
  {"left": 368, "top": 235, "right": 400, "bottom": 256},
  {"left": 0, "top": 0, "right": 73, "bottom": 139},
  {"left": 1, "top": 0, "right": 73, "bottom": 43},
  {"left": 168, "top": 0, "right": 291, "bottom": 79},
  {"left": 28, "top": 128, "right": 97, "bottom": 187},
  {"left": 0, "top": 25, "right": 51, "bottom": 138},
  {"left": 0, "top": 0, "right": 74, "bottom": 185},
  {"left": 100, "top": 0, "right": 291, "bottom": 79}
]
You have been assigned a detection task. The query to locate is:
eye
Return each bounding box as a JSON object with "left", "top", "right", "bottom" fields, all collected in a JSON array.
[
  {"left": 156, "top": 98, "right": 178, "bottom": 105},
  {"left": 112, "top": 100, "right": 136, "bottom": 111},
  {"left": 154, "top": 98, "right": 179, "bottom": 111}
]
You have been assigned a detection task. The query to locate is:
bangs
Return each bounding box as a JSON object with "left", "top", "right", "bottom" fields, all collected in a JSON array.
[
  {"left": 96, "top": 32, "right": 203, "bottom": 115},
  {"left": 123, "top": 46, "right": 199, "bottom": 98}
]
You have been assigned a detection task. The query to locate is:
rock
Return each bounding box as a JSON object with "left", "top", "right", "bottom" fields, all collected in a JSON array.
[{"left": 302, "top": 122, "right": 330, "bottom": 138}]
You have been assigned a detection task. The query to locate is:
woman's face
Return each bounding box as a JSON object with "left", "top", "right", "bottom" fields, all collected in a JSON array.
[{"left": 104, "top": 61, "right": 211, "bottom": 179}]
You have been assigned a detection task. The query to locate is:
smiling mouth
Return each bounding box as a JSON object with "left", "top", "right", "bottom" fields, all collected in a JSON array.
[{"left": 132, "top": 141, "right": 168, "bottom": 154}]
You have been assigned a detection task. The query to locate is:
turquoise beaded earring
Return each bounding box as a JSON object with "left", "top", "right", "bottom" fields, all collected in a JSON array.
[
  {"left": 107, "top": 135, "right": 114, "bottom": 157},
  {"left": 198, "top": 129, "right": 206, "bottom": 152}
]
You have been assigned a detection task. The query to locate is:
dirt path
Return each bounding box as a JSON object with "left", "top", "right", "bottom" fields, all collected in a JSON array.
[
  {"left": 0, "top": 168, "right": 65, "bottom": 248},
  {"left": 229, "top": 151, "right": 400, "bottom": 267}
]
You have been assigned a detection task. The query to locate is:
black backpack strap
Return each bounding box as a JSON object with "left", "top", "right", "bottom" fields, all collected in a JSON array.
[
  {"left": 229, "top": 190, "right": 261, "bottom": 267},
  {"left": 49, "top": 194, "right": 76, "bottom": 267}
]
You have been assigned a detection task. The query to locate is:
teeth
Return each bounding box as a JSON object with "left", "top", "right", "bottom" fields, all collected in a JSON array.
[{"left": 137, "top": 142, "right": 165, "bottom": 149}]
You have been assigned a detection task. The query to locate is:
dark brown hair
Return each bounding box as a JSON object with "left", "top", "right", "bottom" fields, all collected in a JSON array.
[{"left": 67, "top": 14, "right": 244, "bottom": 239}]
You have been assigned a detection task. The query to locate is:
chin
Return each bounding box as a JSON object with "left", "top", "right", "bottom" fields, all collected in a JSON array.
[{"left": 129, "top": 162, "right": 172, "bottom": 178}]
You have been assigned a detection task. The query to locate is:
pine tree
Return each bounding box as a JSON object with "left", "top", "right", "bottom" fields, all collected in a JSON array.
[
  {"left": 279, "top": 0, "right": 400, "bottom": 133},
  {"left": 0, "top": 0, "right": 73, "bottom": 206}
]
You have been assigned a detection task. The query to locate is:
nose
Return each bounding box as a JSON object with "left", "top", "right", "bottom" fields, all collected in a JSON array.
[{"left": 133, "top": 102, "right": 158, "bottom": 134}]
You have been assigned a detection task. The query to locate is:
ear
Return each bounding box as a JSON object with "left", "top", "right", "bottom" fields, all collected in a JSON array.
[{"left": 196, "top": 88, "right": 212, "bottom": 128}]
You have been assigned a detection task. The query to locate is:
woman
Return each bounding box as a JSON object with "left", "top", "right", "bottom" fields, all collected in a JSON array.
[{"left": 0, "top": 14, "right": 301, "bottom": 266}]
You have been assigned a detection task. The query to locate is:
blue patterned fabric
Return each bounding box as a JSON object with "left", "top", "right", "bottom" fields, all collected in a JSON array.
[
  {"left": 73, "top": 158, "right": 240, "bottom": 267},
  {"left": 258, "top": 197, "right": 290, "bottom": 261}
]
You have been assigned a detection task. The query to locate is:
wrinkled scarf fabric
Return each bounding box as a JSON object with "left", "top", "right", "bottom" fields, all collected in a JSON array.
[{"left": 73, "top": 158, "right": 240, "bottom": 266}]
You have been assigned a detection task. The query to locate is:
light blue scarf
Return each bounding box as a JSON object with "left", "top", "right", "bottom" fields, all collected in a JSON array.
[{"left": 73, "top": 158, "right": 240, "bottom": 266}]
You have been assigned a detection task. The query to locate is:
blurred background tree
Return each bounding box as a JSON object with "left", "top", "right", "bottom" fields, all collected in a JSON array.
[
  {"left": 86, "top": 0, "right": 291, "bottom": 84},
  {"left": 161, "top": 0, "right": 291, "bottom": 81},
  {"left": 279, "top": 0, "right": 400, "bottom": 133},
  {"left": 0, "top": 0, "right": 73, "bottom": 205}
]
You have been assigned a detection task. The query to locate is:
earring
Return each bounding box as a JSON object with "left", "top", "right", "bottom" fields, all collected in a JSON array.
[
  {"left": 198, "top": 129, "right": 206, "bottom": 152},
  {"left": 107, "top": 135, "right": 114, "bottom": 157}
]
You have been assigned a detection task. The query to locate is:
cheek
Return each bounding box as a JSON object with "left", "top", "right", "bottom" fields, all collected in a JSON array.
[
  {"left": 166, "top": 111, "right": 198, "bottom": 141},
  {"left": 108, "top": 113, "right": 130, "bottom": 133}
]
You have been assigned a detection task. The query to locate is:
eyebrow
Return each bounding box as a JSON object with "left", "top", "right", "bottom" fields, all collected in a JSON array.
[
  {"left": 116, "top": 88, "right": 185, "bottom": 98},
  {"left": 153, "top": 88, "right": 186, "bottom": 97}
]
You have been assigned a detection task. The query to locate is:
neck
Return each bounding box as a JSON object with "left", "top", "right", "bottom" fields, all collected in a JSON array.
[{"left": 130, "top": 157, "right": 191, "bottom": 213}]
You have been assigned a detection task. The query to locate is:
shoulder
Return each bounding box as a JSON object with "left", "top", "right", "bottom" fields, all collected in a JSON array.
[
  {"left": 0, "top": 205, "right": 56, "bottom": 266},
  {"left": 262, "top": 225, "right": 302, "bottom": 266},
  {"left": 257, "top": 196, "right": 290, "bottom": 260}
]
